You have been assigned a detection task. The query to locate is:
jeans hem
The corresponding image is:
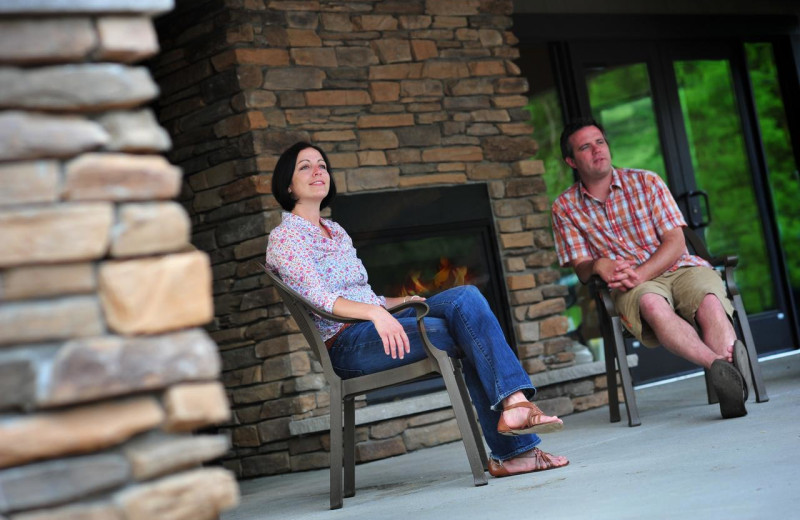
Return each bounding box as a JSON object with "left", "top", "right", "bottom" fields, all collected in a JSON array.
[
  {"left": 490, "top": 385, "right": 537, "bottom": 412},
  {"left": 490, "top": 437, "right": 541, "bottom": 461}
]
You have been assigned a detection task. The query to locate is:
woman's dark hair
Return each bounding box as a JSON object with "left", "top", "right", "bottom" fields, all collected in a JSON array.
[
  {"left": 559, "top": 117, "right": 609, "bottom": 160},
  {"left": 272, "top": 141, "right": 337, "bottom": 211}
]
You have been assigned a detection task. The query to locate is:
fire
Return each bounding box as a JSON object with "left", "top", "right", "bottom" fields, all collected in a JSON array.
[{"left": 399, "top": 257, "right": 474, "bottom": 297}]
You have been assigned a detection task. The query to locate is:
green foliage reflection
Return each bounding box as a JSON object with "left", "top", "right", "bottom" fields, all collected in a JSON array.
[
  {"left": 586, "top": 63, "right": 667, "bottom": 178},
  {"left": 746, "top": 43, "right": 800, "bottom": 299},
  {"left": 526, "top": 44, "right": 798, "bottom": 318},
  {"left": 675, "top": 59, "right": 773, "bottom": 312}
]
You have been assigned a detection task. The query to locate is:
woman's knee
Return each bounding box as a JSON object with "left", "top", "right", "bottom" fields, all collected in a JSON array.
[{"left": 447, "top": 284, "right": 483, "bottom": 302}]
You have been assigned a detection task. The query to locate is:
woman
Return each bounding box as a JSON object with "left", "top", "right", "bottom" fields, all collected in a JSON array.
[{"left": 266, "top": 142, "right": 569, "bottom": 477}]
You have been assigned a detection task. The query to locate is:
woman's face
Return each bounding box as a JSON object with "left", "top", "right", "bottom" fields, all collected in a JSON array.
[{"left": 290, "top": 147, "right": 330, "bottom": 209}]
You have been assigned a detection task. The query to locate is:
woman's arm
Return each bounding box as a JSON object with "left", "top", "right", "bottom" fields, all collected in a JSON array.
[
  {"left": 332, "top": 297, "right": 410, "bottom": 359},
  {"left": 268, "top": 225, "right": 414, "bottom": 359},
  {"left": 383, "top": 295, "right": 425, "bottom": 308},
  {"left": 266, "top": 227, "right": 340, "bottom": 312}
]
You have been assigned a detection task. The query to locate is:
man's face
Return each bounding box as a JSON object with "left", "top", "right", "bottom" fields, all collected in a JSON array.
[{"left": 565, "top": 125, "right": 613, "bottom": 181}]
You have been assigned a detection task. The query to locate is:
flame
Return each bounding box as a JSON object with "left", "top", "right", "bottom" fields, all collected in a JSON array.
[{"left": 398, "top": 257, "right": 474, "bottom": 297}]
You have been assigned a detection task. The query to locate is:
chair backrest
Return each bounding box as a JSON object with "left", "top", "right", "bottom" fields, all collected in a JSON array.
[
  {"left": 263, "top": 267, "right": 342, "bottom": 378},
  {"left": 683, "top": 227, "right": 712, "bottom": 262}
]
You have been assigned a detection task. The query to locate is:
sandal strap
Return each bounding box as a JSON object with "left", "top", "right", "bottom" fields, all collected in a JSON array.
[
  {"left": 503, "top": 401, "right": 543, "bottom": 414},
  {"left": 503, "top": 401, "right": 547, "bottom": 428},
  {"left": 488, "top": 448, "right": 566, "bottom": 477}
]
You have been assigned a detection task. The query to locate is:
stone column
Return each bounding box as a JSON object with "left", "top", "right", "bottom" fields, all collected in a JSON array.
[{"left": 0, "top": 1, "right": 240, "bottom": 518}]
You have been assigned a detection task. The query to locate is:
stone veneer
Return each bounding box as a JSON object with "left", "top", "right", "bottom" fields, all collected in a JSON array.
[
  {"left": 0, "top": 1, "right": 239, "bottom": 518},
  {"left": 149, "top": 0, "right": 611, "bottom": 479}
]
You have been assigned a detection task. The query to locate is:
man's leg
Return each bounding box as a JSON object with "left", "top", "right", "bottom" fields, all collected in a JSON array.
[
  {"left": 694, "top": 293, "right": 737, "bottom": 363},
  {"left": 670, "top": 267, "right": 737, "bottom": 363},
  {"left": 619, "top": 269, "right": 746, "bottom": 418},
  {"left": 639, "top": 293, "right": 721, "bottom": 369}
]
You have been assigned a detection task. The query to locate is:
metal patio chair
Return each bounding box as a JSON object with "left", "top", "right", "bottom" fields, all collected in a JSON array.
[
  {"left": 589, "top": 227, "right": 769, "bottom": 427},
  {"left": 263, "top": 267, "right": 488, "bottom": 509}
]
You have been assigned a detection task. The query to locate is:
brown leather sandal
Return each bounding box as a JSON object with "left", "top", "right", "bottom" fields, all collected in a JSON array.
[
  {"left": 497, "top": 401, "right": 564, "bottom": 436},
  {"left": 488, "top": 448, "right": 569, "bottom": 478}
]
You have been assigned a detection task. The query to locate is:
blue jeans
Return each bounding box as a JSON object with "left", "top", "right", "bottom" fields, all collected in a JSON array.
[{"left": 328, "top": 285, "right": 540, "bottom": 461}]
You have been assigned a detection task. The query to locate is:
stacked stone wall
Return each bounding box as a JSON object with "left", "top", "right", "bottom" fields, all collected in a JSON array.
[
  {"left": 0, "top": 1, "right": 239, "bottom": 518},
  {"left": 150, "top": 0, "right": 607, "bottom": 479}
]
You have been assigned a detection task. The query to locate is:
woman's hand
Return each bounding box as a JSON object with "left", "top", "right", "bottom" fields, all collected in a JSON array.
[
  {"left": 331, "top": 297, "right": 412, "bottom": 360},
  {"left": 369, "top": 306, "right": 410, "bottom": 359},
  {"left": 385, "top": 295, "right": 426, "bottom": 308}
]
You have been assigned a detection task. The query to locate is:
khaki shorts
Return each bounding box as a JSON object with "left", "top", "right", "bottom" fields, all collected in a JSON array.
[{"left": 611, "top": 266, "right": 734, "bottom": 348}]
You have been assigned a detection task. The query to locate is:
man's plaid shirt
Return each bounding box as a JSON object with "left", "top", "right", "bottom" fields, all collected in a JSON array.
[{"left": 551, "top": 168, "right": 710, "bottom": 271}]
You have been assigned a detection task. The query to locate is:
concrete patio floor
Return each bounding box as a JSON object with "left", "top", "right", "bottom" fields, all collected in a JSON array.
[{"left": 224, "top": 351, "right": 800, "bottom": 520}]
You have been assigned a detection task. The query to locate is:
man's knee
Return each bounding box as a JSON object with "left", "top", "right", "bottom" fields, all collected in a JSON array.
[
  {"left": 699, "top": 292, "right": 724, "bottom": 309},
  {"left": 638, "top": 293, "right": 673, "bottom": 321},
  {"left": 695, "top": 293, "right": 729, "bottom": 320},
  {"left": 639, "top": 293, "right": 669, "bottom": 312}
]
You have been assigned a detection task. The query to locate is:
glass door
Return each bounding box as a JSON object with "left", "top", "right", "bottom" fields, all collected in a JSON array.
[{"left": 568, "top": 40, "right": 797, "bottom": 383}]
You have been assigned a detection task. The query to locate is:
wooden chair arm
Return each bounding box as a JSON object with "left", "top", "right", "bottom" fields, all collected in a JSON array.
[
  {"left": 292, "top": 293, "right": 430, "bottom": 325},
  {"left": 705, "top": 254, "right": 738, "bottom": 269},
  {"left": 588, "top": 275, "right": 619, "bottom": 318},
  {"left": 264, "top": 264, "right": 430, "bottom": 325}
]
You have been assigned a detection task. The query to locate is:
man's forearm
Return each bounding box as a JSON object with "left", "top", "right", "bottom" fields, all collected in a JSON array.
[
  {"left": 633, "top": 227, "right": 685, "bottom": 282},
  {"left": 573, "top": 258, "right": 595, "bottom": 284}
]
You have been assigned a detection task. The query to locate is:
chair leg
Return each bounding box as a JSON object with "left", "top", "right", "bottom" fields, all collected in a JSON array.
[
  {"left": 328, "top": 386, "right": 344, "bottom": 510},
  {"left": 343, "top": 397, "right": 356, "bottom": 498},
  {"left": 733, "top": 294, "right": 769, "bottom": 403},
  {"left": 602, "top": 328, "right": 621, "bottom": 423},
  {"left": 598, "top": 306, "right": 621, "bottom": 423},
  {"left": 452, "top": 358, "right": 489, "bottom": 471},
  {"left": 611, "top": 316, "right": 640, "bottom": 427},
  {"left": 437, "top": 356, "right": 488, "bottom": 486}
]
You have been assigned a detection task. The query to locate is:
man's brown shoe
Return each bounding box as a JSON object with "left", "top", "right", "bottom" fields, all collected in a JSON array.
[{"left": 709, "top": 359, "right": 747, "bottom": 419}]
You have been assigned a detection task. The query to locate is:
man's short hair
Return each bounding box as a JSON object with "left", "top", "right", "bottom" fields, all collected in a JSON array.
[{"left": 560, "top": 117, "right": 608, "bottom": 160}]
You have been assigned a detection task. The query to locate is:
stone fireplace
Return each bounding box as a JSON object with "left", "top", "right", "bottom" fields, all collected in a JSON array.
[
  {"left": 335, "top": 183, "right": 512, "bottom": 335},
  {"left": 149, "top": 0, "right": 610, "bottom": 479},
  {"left": 334, "top": 183, "right": 513, "bottom": 401}
]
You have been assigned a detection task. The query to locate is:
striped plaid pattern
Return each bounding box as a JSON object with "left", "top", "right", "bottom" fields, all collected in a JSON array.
[{"left": 551, "top": 168, "right": 710, "bottom": 271}]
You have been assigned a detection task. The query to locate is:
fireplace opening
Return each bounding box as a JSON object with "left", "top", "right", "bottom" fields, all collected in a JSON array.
[{"left": 332, "top": 183, "right": 514, "bottom": 403}]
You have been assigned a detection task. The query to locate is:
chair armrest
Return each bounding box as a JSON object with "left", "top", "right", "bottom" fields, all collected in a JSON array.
[
  {"left": 587, "top": 275, "right": 619, "bottom": 318},
  {"left": 264, "top": 263, "right": 431, "bottom": 324},
  {"left": 387, "top": 300, "right": 430, "bottom": 320},
  {"left": 292, "top": 295, "right": 430, "bottom": 325},
  {"left": 587, "top": 274, "right": 606, "bottom": 290},
  {"left": 722, "top": 255, "right": 738, "bottom": 269},
  {"left": 705, "top": 254, "right": 738, "bottom": 269}
]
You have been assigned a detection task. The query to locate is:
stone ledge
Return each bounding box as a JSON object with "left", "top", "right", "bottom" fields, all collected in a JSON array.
[
  {"left": 530, "top": 354, "right": 639, "bottom": 387},
  {"left": 288, "top": 354, "right": 639, "bottom": 435},
  {"left": 0, "top": 0, "right": 173, "bottom": 14}
]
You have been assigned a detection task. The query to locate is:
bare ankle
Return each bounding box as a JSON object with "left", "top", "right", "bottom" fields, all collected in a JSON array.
[{"left": 501, "top": 391, "right": 528, "bottom": 409}]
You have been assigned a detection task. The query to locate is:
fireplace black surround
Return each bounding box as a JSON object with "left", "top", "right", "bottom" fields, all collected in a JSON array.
[{"left": 331, "top": 184, "right": 515, "bottom": 402}]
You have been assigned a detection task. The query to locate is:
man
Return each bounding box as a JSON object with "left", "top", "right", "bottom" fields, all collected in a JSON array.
[{"left": 551, "top": 117, "right": 749, "bottom": 419}]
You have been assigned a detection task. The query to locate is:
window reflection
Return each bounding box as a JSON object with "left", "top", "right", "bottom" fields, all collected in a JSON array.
[
  {"left": 746, "top": 42, "right": 800, "bottom": 315},
  {"left": 675, "top": 59, "right": 775, "bottom": 313},
  {"left": 586, "top": 63, "right": 667, "bottom": 179}
]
